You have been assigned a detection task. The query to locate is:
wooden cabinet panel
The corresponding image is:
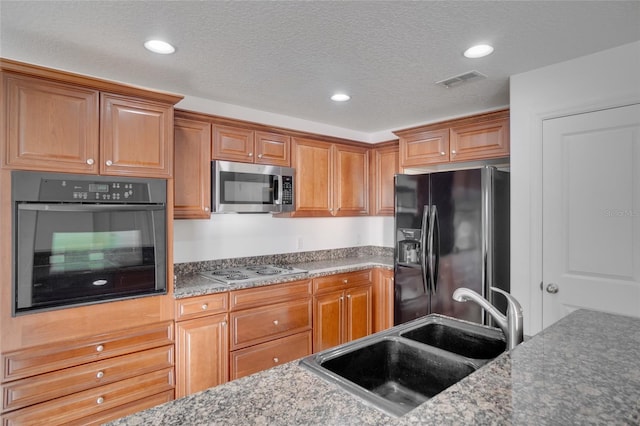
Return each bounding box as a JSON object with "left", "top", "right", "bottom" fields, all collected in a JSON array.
[
  {"left": 2, "top": 368, "right": 173, "bottom": 426},
  {"left": 371, "top": 144, "right": 398, "bottom": 216},
  {"left": 230, "top": 299, "right": 312, "bottom": 350},
  {"left": 334, "top": 145, "right": 369, "bottom": 216},
  {"left": 449, "top": 116, "right": 509, "bottom": 162},
  {"left": 291, "top": 137, "right": 333, "bottom": 216},
  {"left": 313, "top": 291, "right": 344, "bottom": 352},
  {"left": 100, "top": 93, "right": 173, "bottom": 177},
  {"left": 2, "top": 73, "right": 99, "bottom": 173},
  {"left": 175, "top": 313, "right": 228, "bottom": 398},
  {"left": 399, "top": 129, "right": 450, "bottom": 167},
  {"left": 229, "top": 280, "right": 311, "bottom": 311},
  {"left": 212, "top": 124, "right": 254, "bottom": 162},
  {"left": 255, "top": 131, "right": 290, "bottom": 166},
  {"left": 2, "top": 345, "right": 173, "bottom": 412},
  {"left": 175, "top": 292, "right": 228, "bottom": 321},
  {"left": 345, "top": 285, "right": 372, "bottom": 342},
  {"left": 174, "top": 115, "right": 212, "bottom": 219},
  {"left": 373, "top": 268, "right": 395, "bottom": 333},
  {"left": 230, "top": 331, "right": 311, "bottom": 380},
  {"left": 1, "top": 321, "right": 173, "bottom": 382}
]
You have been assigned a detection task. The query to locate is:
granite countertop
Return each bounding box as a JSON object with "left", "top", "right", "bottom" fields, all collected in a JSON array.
[
  {"left": 173, "top": 255, "right": 394, "bottom": 299},
  {"left": 109, "top": 309, "right": 640, "bottom": 425}
]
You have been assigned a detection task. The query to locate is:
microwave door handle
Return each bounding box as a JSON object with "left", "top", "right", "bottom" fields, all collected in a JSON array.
[
  {"left": 17, "top": 204, "right": 164, "bottom": 212},
  {"left": 273, "top": 177, "right": 281, "bottom": 205}
]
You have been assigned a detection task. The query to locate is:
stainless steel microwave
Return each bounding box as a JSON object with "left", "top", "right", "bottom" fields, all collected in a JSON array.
[{"left": 211, "top": 160, "right": 295, "bottom": 213}]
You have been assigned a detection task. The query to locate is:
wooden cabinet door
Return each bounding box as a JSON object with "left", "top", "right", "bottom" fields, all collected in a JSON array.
[
  {"left": 100, "top": 93, "right": 173, "bottom": 178},
  {"left": 313, "top": 291, "right": 343, "bottom": 352},
  {"left": 255, "top": 131, "right": 290, "bottom": 166},
  {"left": 371, "top": 144, "right": 398, "bottom": 216},
  {"left": 174, "top": 116, "right": 212, "bottom": 219},
  {"left": 212, "top": 124, "right": 254, "bottom": 162},
  {"left": 291, "top": 138, "right": 333, "bottom": 217},
  {"left": 449, "top": 117, "right": 509, "bottom": 163},
  {"left": 175, "top": 313, "right": 228, "bottom": 398},
  {"left": 3, "top": 73, "right": 99, "bottom": 173},
  {"left": 373, "top": 269, "right": 394, "bottom": 332},
  {"left": 334, "top": 144, "right": 369, "bottom": 216},
  {"left": 345, "top": 285, "right": 372, "bottom": 343},
  {"left": 399, "top": 129, "right": 449, "bottom": 167}
]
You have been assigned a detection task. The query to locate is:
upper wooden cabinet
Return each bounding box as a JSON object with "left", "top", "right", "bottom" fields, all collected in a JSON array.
[
  {"left": 1, "top": 60, "right": 182, "bottom": 177},
  {"left": 290, "top": 137, "right": 369, "bottom": 217},
  {"left": 370, "top": 142, "right": 399, "bottom": 216},
  {"left": 174, "top": 113, "right": 212, "bottom": 219},
  {"left": 395, "top": 109, "right": 509, "bottom": 168},
  {"left": 213, "top": 124, "right": 290, "bottom": 166}
]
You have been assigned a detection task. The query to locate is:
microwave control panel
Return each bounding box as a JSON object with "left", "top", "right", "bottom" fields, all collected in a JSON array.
[
  {"left": 39, "top": 179, "right": 150, "bottom": 203},
  {"left": 281, "top": 176, "right": 293, "bottom": 205}
]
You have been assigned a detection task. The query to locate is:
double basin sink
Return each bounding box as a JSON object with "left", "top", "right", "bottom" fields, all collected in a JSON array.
[{"left": 300, "top": 314, "right": 506, "bottom": 417}]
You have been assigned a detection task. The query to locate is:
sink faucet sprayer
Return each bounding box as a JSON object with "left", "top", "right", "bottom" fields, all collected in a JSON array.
[{"left": 452, "top": 287, "right": 523, "bottom": 350}]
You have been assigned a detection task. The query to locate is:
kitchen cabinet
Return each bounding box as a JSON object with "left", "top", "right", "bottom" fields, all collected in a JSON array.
[
  {"left": 372, "top": 268, "right": 395, "bottom": 333},
  {"left": 213, "top": 124, "right": 290, "bottom": 166},
  {"left": 229, "top": 280, "right": 312, "bottom": 380},
  {"left": 0, "top": 321, "right": 174, "bottom": 425},
  {"left": 395, "top": 109, "right": 509, "bottom": 168},
  {"left": 313, "top": 270, "right": 372, "bottom": 352},
  {"left": 174, "top": 112, "right": 212, "bottom": 219},
  {"left": 174, "top": 292, "right": 229, "bottom": 398},
  {"left": 1, "top": 62, "right": 181, "bottom": 177},
  {"left": 370, "top": 142, "right": 399, "bottom": 216},
  {"left": 290, "top": 137, "right": 369, "bottom": 217}
]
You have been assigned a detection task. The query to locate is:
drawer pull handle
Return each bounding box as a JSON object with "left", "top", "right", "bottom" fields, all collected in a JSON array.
[
  {"left": 202, "top": 303, "right": 208, "bottom": 310},
  {"left": 96, "top": 396, "right": 105, "bottom": 405},
  {"left": 273, "top": 357, "right": 279, "bottom": 363},
  {"left": 273, "top": 320, "right": 279, "bottom": 326},
  {"left": 96, "top": 345, "right": 104, "bottom": 352},
  {"left": 96, "top": 371, "right": 105, "bottom": 379}
]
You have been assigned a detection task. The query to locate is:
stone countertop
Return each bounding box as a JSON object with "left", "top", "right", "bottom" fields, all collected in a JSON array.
[
  {"left": 109, "top": 309, "right": 640, "bottom": 425},
  {"left": 173, "top": 255, "right": 394, "bottom": 299}
]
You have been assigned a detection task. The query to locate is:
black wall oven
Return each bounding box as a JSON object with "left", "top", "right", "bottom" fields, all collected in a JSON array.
[{"left": 12, "top": 171, "right": 167, "bottom": 315}]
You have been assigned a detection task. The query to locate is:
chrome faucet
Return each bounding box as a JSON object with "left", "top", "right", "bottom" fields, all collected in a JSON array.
[{"left": 452, "top": 287, "right": 523, "bottom": 351}]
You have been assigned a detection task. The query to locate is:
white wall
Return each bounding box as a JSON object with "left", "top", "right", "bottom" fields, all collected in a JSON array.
[
  {"left": 510, "top": 41, "right": 640, "bottom": 336},
  {"left": 173, "top": 215, "right": 394, "bottom": 263}
]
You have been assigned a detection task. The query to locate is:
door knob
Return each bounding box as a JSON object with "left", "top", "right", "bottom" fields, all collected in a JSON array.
[{"left": 546, "top": 283, "right": 559, "bottom": 294}]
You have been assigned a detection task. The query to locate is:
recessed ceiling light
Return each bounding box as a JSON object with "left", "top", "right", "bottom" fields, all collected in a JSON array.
[
  {"left": 331, "top": 93, "right": 351, "bottom": 102},
  {"left": 463, "top": 44, "right": 494, "bottom": 59},
  {"left": 144, "top": 39, "right": 175, "bottom": 54}
]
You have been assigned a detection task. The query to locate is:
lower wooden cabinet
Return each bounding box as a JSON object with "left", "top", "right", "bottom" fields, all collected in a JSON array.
[
  {"left": 0, "top": 321, "right": 175, "bottom": 425},
  {"left": 313, "top": 270, "right": 373, "bottom": 352},
  {"left": 174, "top": 293, "right": 229, "bottom": 398},
  {"left": 373, "top": 268, "right": 395, "bottom": 333}
]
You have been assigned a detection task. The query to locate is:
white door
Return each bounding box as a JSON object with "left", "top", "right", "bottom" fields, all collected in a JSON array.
[{"left": 542, "top": 104, "right": 640, "bottom": 328}]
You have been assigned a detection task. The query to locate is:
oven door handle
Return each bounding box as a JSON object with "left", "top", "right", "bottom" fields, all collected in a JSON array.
[{"left": 17, "top": 204, "right": 165, "bottom": 212}]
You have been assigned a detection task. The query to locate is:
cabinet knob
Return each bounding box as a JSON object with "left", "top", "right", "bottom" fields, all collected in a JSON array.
[
  {"left": 258, "top": 154, "right": 263, "bottom": 159},
  {"left": 273, "top": 319, "right": 279, "bottom": 326},
  {"left": 201, "top": 303, "right": 208, "bottom": 310},
  {"left": 343, "top": 279, "right": 348, "bottom": 284},
  {"left": 440, "top": 151, "right": 446, "bottom": 156},
  {"left": 105, "top": 160, "right": 113, "bottom": 166},
  {"left": 86, "top": 158, "right": 95, "bottom": 165},
  {"left": 96, "top": 371, "right": 105, "bottom": 379},
  {"left": 346, "top": 294, "right": 351, "bottom": 299},
  {"left": 248, "top": 152, "right": 253, "bottom": 157},
  {"left": 96, "top": 344, "right": 104, "bottom": 352},
  {"left": 204, "top": 206, "right": 210, "bottom": 212},
  {"left": 451, "top": 150, "right": 457, "bottom": 155},
  {"left": 96, "top": 396, "right": 105, "bottom": 405},
  {"left": 221, "top": 321, "right": 227, "bottom": 326},
  {"left": 273, "top": 357, "right": 279, "bottom": 363},
  {"left": 339, "top": 296, "right": 344, "bottom": 301}
]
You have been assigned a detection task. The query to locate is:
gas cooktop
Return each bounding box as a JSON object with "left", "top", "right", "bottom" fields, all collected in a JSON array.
[{"left": 200, "top": 264, "right": 308, "bottom": 284}]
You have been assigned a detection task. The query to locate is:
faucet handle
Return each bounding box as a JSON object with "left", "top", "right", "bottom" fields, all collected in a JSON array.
[{"left": 490, "top": 287, "right": 524, "bottom": 349}]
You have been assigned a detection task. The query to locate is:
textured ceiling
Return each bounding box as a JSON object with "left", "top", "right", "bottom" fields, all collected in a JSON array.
[{"left": 1, "top": 1, "right": 639, "bottom": 138}]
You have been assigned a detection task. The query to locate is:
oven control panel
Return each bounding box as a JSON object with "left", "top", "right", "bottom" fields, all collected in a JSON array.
[{"left": 39, "top": 179, "right": 151, "bottom": 203}]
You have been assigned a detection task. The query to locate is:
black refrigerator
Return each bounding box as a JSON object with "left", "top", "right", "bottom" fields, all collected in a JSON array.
[{"left": 394, "top": 166, "right": 510, "bottom": 326}]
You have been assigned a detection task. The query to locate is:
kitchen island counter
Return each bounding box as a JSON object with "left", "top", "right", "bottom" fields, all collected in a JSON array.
[{"left": 108, "top": 309, "right": 640, "bottom": 425}]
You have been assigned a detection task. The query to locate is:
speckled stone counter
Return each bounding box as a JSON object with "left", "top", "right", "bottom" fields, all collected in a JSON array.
[
  {"left": 173, "top": 255, "right": 393, "bottom": 299},
  {"left": 108, "top": 309, "right": 640, "bottom": 425}
]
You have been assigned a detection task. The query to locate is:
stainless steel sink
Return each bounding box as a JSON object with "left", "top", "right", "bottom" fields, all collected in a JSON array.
[{"left": 300, "top": 314, "right": 507, "bottom": 417}]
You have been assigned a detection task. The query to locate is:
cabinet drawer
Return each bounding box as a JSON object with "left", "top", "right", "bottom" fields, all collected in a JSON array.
[
  {"left": 313, "top": 270, "right": 373, "bottom": 294},
  {"left": 2, "top": 367, "right": 174, "bottom": 425},
  {"left": 2, "top": 345, "right": 174, "bottom": 412},
  {"left": 2, "top": 321, "right": 173, "bottom": 382},
  {"left": 229, "top": 280, "right": 312, "bottom": 311},
  {"left": 230, "top": 299, "right": 312, "bottom": 350},
  {"left": 231, "top": 331, "right": 312, "bottom": 380},
  {"left": 175, "top": 292, "right": 228, "bottom": 321}
]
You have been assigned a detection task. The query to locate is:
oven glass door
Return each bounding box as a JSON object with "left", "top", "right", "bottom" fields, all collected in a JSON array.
[{"left": 15, "top": 203, "right": 166, "bottom": 313}]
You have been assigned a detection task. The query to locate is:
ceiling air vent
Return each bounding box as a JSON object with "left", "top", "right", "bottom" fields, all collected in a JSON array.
[{"left": 436, "top": 70, "right": 487, "bottom": 88}]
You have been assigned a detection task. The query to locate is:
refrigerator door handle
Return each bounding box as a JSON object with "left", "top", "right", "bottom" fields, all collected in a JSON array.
[
  {"left": 429, "top": 205, "right": 440, "bottom": 293},
  {"left": 420, "top": 205, "right": 430, "bottom": 294}
]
